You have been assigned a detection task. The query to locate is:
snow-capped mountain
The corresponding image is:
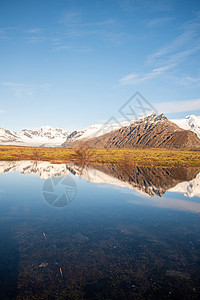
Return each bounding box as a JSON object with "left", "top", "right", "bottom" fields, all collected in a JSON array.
[
  {"left": 0, "top": 114, "right": 200, "bottom": 147},
  {"left": 64, "top": 120, "right": 134, "bottom": 145},
  {"left": 63, "top": 113, "right": 200, "bottom": 149},
  {"left": 0, "top": 128, "right": 19, "bottom": 143},
  {"left": 63, "top": 114, "right": 200, "bottom": 147},
  {"left": 172, "top": 115, "right": 200, "bottom": 138},
  {"left": 0, "top": 125, "right": 70, "bottom": 146}
]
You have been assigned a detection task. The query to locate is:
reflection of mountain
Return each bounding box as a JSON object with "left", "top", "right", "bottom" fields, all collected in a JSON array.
[
  {"left": 67, "top": 163, "right": 200, "bottom": 197},
  {"left": 0, "top": 161, "right": 199, "bottom": 197},
  {"left": 0, "top": 161, "right": 70, "bottom": 179},
  {"left": 169, "top": 172, "right": 200, "bottom": 198}
]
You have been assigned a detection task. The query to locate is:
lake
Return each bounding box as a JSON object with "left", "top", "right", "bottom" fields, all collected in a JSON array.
[{"left": 0, "top": 161, "right": 200, "bottom": 299}]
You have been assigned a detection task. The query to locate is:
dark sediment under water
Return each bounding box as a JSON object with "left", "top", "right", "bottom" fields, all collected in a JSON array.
[{"left": 0, "top": 161, "right": 200, "bottom": 299}]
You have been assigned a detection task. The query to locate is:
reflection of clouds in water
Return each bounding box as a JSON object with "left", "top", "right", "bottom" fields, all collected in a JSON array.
[{"left": 128, "top": 196, "right": 200, "bottom": 214}]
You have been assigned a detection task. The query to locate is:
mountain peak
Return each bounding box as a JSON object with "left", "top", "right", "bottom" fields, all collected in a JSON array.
[{"left": 63, "top": 112, "right": 200, "bottom": 149}]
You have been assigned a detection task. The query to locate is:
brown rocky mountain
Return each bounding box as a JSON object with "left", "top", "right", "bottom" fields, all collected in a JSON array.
[{"left": 63, "top": 113, "right": 200, "bottom": 149}]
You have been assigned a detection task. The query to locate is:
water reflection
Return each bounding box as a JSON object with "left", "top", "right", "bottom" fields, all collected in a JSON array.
[
  {"left": 0, "top": 160, "right": 199, "bottom": 197},
  {"left": 0, "top": 161, "right": 200, "bottom": 299}
]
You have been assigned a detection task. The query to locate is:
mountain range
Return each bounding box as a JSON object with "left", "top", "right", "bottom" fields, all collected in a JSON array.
[
  {"left": 0, "top": 114, "right": 200, "bottom": 148},
  {"left": 0, "top": 125, "right": 70, "bottom": 146}
]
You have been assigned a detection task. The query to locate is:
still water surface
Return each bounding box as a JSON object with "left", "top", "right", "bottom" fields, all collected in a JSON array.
[{"left": 0, "top": 161, "right": 200, "bottom": 299}]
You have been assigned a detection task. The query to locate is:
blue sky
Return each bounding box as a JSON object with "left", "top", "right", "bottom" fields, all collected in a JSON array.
[{"left": 0, "top": 0, "right": 200, "bottom": 131}]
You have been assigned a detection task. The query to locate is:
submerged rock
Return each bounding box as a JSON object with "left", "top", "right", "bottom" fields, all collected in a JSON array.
[{"left": 39, "top": 262, "right": 48, "bottom": 268}]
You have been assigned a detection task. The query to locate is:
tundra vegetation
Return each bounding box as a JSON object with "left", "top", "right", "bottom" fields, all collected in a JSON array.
[{"left": 0, "top": 145, "right": 200, "bottom": 168}]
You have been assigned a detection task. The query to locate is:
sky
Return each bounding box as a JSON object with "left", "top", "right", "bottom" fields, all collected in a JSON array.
[{"left": 0, "top": 0, "right": 200, "bottom": 131}]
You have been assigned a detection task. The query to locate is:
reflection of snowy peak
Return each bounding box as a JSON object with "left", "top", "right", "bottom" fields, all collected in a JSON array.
[
  {"left": 1, "top": 161, "right": 198, "bottom": 198},
  {"left": 172, "top": 115, "right": 200, "bottom": 138},
  {"left": 169, "top": 172, "right": 200, "bottom": 197},
  {"left": 0, "top": 126, "right": 70, "bottom": 146},
  {"left": 0, "top": 161, "right": 70, "bottom": 179}
]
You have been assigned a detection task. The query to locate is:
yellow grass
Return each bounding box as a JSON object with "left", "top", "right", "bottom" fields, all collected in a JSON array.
[{"left": 0, "top": 145, "right": 200, "bottom": 168}]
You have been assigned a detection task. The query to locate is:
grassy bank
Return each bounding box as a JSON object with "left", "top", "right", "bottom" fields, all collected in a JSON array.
[{"left": 0, "top": 145, "right": 200, "bottom": 167}]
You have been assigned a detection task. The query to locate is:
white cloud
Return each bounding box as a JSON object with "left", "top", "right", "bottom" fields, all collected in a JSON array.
[
  {"left": 2, "top": 82, "right": 52, "bottom": 97},
  {"left": 2, "top": 82, "right": 34, "bottom": 97},
  {"left": 173, "top": 75, "right": 200, "bottom": 87},
  {"left": 147, "top": 14, "right": 200, "bottom": 67},
  {"left": 120, "top": 14, "right": 200, "bottom": 87},
  {"left": 155, "top": 98, "right": 200, "bottom": 114},
  {"left": 25, "top": 28, "right": 43, "bottom": 33},
  {"left": 0, "top": 27, "right": 14, "bottom": 41},
  {"left": 119, "top": 66, "right": 170, "bottom": 85},
  {"left": 147, "top": 17, "right": 173, "bottom": 27},
  {"left": 60, "top": 11, "right": 81, "bottom": 26}
]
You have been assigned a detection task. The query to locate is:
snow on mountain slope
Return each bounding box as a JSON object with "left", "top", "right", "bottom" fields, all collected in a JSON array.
[
  {"left": 0, "top": 126, "right": 70, "bottom": 146},
  {"left": 63, "top": 113, "right": 200, "bottom": 147},
  {"left": 1, "top": 114, "right": 200, "bottom": 147},
  {"left": 171, "top": 115, "right": 200, "bottom": 138},
  {"left": 64, "top": 120, "right": 134, "bottom": 145},
  {"left": 0, "top": 128, "right": 20, "bottom": 143}
]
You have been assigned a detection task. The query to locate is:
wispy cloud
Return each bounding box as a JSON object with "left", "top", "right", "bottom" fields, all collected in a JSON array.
[
  {"left": 0, "top": 27, "right": 14, "bottom": 41},
  {"left": 60, "top": 11, "right": 81, "bottom": 26},
  {"left": 119, "top": 0, "right": 172, "bottom": 12},
  {"left": 155, "top": 98, "right": 200, "bottom": 114},
  {"left": 119, "top": 66, "right": 170, "bottom": 85},
  {"left": 2, "top": 82, "right": 52, "bottom": 97},
  {"left": 147, "top": 17, "right": 173, "bottom": 27},
  {"left": 26, "top": 36, "right": 49, "bottom": 44},
  {"left": 120, "top": 13, "right": 200, "bottom": 86},
  {"left": 25, "top": 28, "right": 43, "bottom": 34},
  {"left": 172, "top": 75, "right": 200, "bottom": 87},
  {"left": 147, "top": 13, "right": 200, "bottom": 66},
  {"left": 2, "top": 82, "right": 34, "bottom": 97},
  {"left": 56, "top": 10, "right": 126, "bottom": 50}
]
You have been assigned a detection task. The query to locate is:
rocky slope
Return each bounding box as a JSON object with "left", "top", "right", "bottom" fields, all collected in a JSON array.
[{"left": 63, "top": 113, "right": 200, "bottom": 149}]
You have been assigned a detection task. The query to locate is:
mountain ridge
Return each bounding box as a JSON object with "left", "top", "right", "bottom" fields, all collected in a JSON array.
[
  {"left": 0, "top": 125, "right": 70, "bottom": 146},
  {"left": 63, "top": 113, "right": 200, "bottom": 149},
  {"left": 1, "top": 114, "right": 200, "bottom": 147}
]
